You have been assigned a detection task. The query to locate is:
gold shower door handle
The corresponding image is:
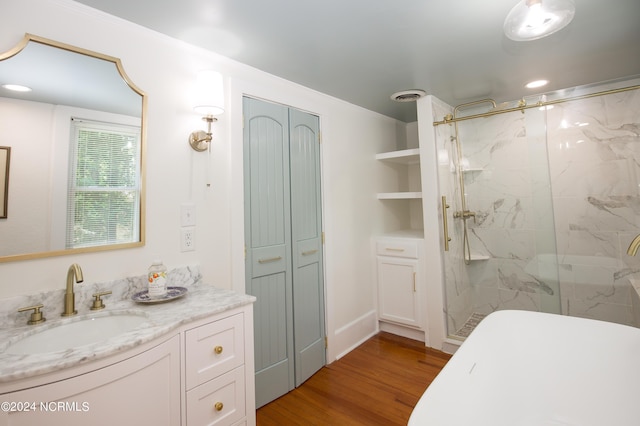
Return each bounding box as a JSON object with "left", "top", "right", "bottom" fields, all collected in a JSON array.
[{"left": 442, "top": 196, "right": 452, "bottom": 251}]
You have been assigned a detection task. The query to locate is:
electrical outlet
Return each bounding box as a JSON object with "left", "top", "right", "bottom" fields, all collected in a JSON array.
[
  {"left": 181, "top": 203, "right": 196, "bottom": 227},
  {"left": 180, "top": 227, "right": 195, "bottom": 252}
]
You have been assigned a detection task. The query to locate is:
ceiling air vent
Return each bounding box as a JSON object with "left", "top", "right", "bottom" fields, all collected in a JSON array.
[{"left": 390, "top": 90, "right": 427, "bottom": 102}]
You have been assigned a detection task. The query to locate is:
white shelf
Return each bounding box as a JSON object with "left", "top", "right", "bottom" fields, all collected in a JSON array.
[
  {"left": 461, "top": 168, "right": 484, "bottom": 173},
  {"left": 375, "top": 148, "right": 420, "bottom": 164},
  {"left": 377, "top": 192, "right": 422, "bottom": 200},
  {"left": 469, "top": 254, "right": 490, "bottom": 261},
  {"left": 379, "top": 229, "right": 424, "bottom": 239}
]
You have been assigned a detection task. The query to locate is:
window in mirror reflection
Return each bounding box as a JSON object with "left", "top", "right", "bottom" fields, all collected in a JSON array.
[{"left": 66, "top": 118, "right": 141, "bottom": 248}]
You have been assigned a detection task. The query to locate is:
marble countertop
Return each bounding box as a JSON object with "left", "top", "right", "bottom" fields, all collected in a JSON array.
[{"left": 0, "top": 284, "right": 255, "bottom": 383}]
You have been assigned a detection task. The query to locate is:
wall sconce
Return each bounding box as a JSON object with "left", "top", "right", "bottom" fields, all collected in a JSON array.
[{"left": 189, "top": 70, "right": 225, "bottom": 152}]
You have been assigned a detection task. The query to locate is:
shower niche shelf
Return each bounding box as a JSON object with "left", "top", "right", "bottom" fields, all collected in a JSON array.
[{"left": 469, "top": 254, "right": 490, "bottom": 261}]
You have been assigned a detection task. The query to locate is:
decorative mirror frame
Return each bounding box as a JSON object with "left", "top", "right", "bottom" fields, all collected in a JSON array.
[
  {"left": 0, "top": 146, "right": 9, "bottom": 219},
  {"left": 0, "top": 34, "right": 146, "bottom": 262}
]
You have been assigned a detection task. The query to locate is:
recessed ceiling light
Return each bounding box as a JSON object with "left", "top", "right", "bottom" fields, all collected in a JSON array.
[
  {"left": 526, "top": 79, "right": 549, "bottom": 89},
  {"left": 1, "top": 83, "right": 32, "bottom": 92}
]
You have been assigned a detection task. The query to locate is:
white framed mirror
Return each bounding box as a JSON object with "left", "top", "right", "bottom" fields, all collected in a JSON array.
[{"left": 0, "top": 34, "right": 146, "bottom": 262}]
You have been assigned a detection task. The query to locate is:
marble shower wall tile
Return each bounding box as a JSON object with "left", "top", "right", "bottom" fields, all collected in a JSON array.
[{"left": 546, "top": 86, "right": 640, "bottom": 325}]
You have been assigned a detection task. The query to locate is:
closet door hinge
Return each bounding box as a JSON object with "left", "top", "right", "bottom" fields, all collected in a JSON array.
[
  {"left": 322, "top": 232, "right": 325, "bottom": 244},
  {"left": 318, "top": 131, "right": 322, "bottom": 144},
  {"left": 324, "top": 336, "right": 328, "bottom": 349}
]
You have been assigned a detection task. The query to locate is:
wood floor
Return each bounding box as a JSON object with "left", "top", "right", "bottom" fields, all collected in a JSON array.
[{"left": 256, "top": 332, "right": 452, "bottom": 425}]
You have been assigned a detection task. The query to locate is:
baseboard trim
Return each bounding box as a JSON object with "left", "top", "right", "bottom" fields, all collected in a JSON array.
[
  {"left": 379, "top": 321, "right": 426, "bottom": 342},
  {"left": 442, "top": 338, "right": 462, "bottom": 354},
  {"left": 332, "top": 310, "right": 378, "bottom": 360}
]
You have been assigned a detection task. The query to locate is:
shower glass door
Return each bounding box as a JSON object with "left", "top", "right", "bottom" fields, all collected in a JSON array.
[{"left": 437, "top": 101, "right": 561, "bottom": 339}]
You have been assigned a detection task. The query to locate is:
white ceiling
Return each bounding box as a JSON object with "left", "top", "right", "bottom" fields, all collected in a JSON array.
[{"left": 73, "top": 0, "right": 640, "bottom": 122}]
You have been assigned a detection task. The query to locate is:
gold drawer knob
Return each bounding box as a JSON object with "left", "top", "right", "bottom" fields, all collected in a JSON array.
[
  {"left": 214, "top": 345, "right": 223, "bottom": 355},
  {"left": 214, "top": 402, "right": 224, "bottom": 412}
]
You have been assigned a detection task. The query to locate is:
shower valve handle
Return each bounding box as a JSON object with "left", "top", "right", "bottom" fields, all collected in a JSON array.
[{"left": 454, "top": 210, "right": 476, "bottom": 224}]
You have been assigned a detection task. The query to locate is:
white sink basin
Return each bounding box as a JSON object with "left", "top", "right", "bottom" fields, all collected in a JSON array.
[{"left": 5, "top": 313, "right": 149, "bottom": 355}]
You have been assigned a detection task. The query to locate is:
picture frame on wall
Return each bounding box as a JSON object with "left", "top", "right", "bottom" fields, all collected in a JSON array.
[{"left": 0, "top": 146, "right": 10, "bottom": 219}]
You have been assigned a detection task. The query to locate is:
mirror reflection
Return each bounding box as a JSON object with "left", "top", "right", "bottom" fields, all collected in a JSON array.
[{"left": 0, "top": 34, "right": 146, "bottom": 261}]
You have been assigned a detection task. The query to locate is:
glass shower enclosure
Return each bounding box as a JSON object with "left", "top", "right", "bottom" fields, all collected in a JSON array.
[{"left": 435, "top": 78, "right": 640, "bottom": 339}]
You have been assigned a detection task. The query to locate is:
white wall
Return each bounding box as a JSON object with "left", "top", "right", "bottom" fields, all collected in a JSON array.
[
  {"left": 0, "top": 0, "right": 399, "bottom": 361},
  {"left": 0, "top": 98, "right": 53, "bottom": 255}
]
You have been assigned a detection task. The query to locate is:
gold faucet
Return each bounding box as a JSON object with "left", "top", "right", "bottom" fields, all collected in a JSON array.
[
  {"left": 62, "top": 263, "right": 84, "bottom": 317},
  {"left": 627, "top": 234, "right": 640, "bottom": 256}
]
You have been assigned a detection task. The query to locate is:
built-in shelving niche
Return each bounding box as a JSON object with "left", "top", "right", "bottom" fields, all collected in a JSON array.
[{"left": 376, "top": 148, "right": 423, "bottom": 233}]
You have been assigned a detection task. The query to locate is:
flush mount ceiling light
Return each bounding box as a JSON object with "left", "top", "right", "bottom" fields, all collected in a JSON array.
[{"left": 504, "top": 0, "right": 575, "bottom": 41}]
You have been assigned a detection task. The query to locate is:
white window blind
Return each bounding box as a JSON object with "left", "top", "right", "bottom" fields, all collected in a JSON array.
[{"left": 66, "top": 118, "right": 141, "bottom": 249}]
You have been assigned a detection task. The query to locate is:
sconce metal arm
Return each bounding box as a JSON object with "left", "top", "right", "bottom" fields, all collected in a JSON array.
[{"left": 189, "top": 115, "right": 217, "bottom": 152}]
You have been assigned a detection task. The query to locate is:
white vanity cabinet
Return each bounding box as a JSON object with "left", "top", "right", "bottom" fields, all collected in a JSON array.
[
  {"left": 0, "top": 303, "right": 255, "bottom": 426},
  {"left": 185, "top": 313, "right": 247, "bottom": 426},
  {"left": 0, "top": 335, "right": 181, "bottom": 425},
  {"left": 376, "top": 235, "right": 426, "bottom": 338}
]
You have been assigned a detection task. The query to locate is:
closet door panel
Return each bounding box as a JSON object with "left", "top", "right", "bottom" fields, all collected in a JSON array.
[
  {"left": 243, "top": 97, "right": 295, "bottom": 408},
  {"left": 289, "top": 109, "right": 326, "bottom": 386}
]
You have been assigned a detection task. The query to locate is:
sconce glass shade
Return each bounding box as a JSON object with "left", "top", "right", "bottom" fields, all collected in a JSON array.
[
  {"left": 504, "top": 0, "right": 575, "bottom": 41},
  {"left": 193, "top": 70, "right": 225, "bottom": 116}
]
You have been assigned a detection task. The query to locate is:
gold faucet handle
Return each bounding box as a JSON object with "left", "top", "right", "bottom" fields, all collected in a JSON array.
[
  {"left": 90, "top": 291, "right": 112, "bottom": 311},
  {"left": 18, "top": 304, "right": 46, "bottom": 325}
]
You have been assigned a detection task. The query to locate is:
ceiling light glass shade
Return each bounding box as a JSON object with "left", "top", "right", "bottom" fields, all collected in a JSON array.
[
  {"left": 1, "top": 83, "right": 32, "bottom": 92},
  {"left": 192, "top": 70, "right": 225, "bottom": 116},
  {"left": 525, "top": 79, "right": 549, "bottom": 88},
  {"left": 504, "top": 0, "right": 575, "bottom": 41}
]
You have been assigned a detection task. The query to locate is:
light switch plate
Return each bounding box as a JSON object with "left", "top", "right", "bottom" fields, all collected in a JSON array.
[{"left": 181, "top": 203, "right": 196, "bottom": 227}]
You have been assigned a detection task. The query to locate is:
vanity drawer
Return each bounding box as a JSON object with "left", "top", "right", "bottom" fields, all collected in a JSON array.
[
  {"left": 186, "top": 366, "right": 245, "bottom": 426},
  {"left": 185, "top": 313, "right": 244, "bottom": 390},
  {"left": 376, "top": 239, "right": 419, "bottom": 259}
]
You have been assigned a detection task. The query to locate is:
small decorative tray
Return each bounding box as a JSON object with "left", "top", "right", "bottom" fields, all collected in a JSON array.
[{"left": 132, "top": 286, "right": 188, "bottom": 304}]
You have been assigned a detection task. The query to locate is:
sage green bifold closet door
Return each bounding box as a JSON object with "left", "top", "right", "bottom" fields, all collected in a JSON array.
[{"left": 243, "top": 97, "right": 326, "bottom": 408}]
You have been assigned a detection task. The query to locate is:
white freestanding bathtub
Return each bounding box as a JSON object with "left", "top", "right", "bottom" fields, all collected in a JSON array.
[{"left": 409, "top": 310, "right": 640, "bottom": 426}]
